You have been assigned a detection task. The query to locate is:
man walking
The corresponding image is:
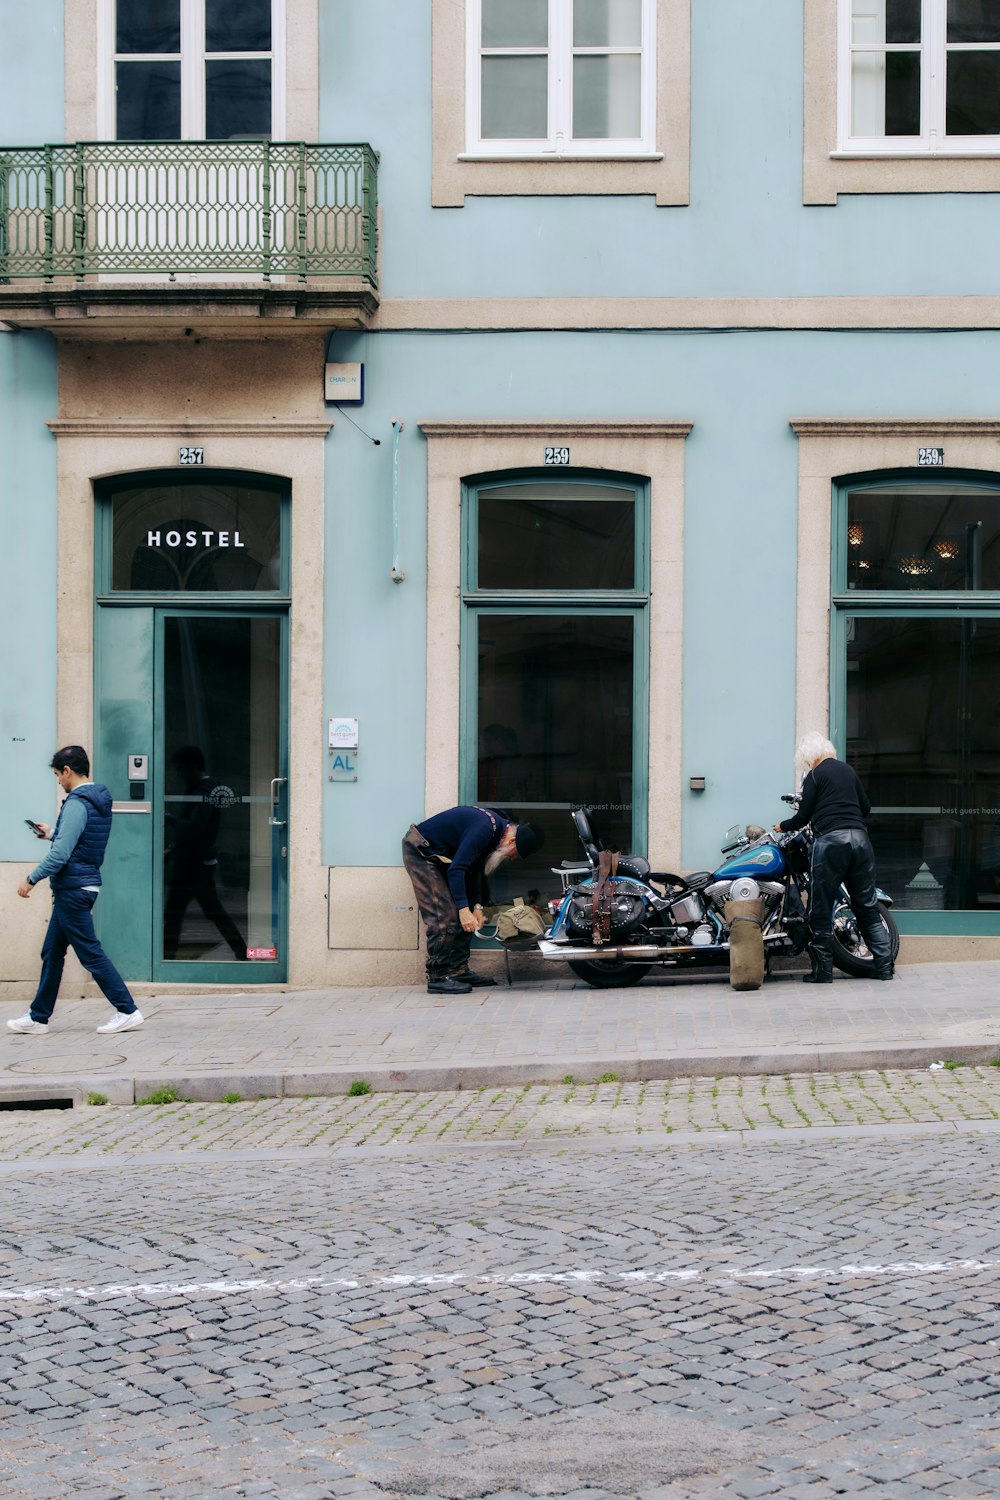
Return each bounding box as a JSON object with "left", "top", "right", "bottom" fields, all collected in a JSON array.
[
  {"left": 10, "top": 746, "right": 144, "bottom": 1034},
  {"left": 403, "top": 805, "right": 539, "bottom": 994}
]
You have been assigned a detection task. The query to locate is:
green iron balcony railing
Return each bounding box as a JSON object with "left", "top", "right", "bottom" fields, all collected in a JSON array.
[{"left": 0, "top": 141, "right": 378, "bottom": 285}]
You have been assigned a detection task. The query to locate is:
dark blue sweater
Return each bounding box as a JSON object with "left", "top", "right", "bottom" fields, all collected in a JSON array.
[{"left": 415, "top": 806, "right": 509, "bottom": 910}]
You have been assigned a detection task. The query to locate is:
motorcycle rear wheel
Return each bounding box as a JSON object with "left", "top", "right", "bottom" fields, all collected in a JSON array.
[
  {"left": 568, "top": 958, "right": 652, "bottom": 988},
  {"left": 830, "top": 900, "right": 900, "bottom": 978}
]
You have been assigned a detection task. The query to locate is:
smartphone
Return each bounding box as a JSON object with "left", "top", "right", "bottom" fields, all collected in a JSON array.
[{"left": 24, "top": 819, "right": 46, "bottom": 838}]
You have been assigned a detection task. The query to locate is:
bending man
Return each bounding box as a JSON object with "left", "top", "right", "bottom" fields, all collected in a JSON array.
[{"left": 403, "top": 805, "right": 539, "bottom": 994}]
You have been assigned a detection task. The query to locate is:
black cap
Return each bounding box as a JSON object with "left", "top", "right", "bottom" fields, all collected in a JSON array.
[{"left": 514, "top": 822, "right": 541, "bottom": 858}]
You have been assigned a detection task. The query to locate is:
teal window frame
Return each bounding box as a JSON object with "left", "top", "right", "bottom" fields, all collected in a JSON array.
[
  {"left": 459, "top": 469, "right": 650, "bottom": 856},
  {"left": 830, "top": 468, "right": 1000, "bottom": 935}
]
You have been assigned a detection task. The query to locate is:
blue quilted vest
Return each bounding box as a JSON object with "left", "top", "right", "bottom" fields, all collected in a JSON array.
[{"left": 50, "top": 783, "right": 113, "bottom": 890}]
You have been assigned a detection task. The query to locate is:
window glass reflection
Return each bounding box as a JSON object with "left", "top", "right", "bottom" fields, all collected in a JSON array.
[
  {"left": 574, "top": 0, "right": 642, "bottom": 47},
  {"left": 205, "top": 0, "right": 271, "bottom": 52},
  {"left": 947, "top": 51, "right": 1000, "bottom": 133},
  {"left": 948, "top": 0, "right": 1000, "bottom": 43},
  {"left": 111, "top": 481, "right": 282, "bottom": 592},
  {"left": 116, "top": 61, "right": 181, "bottom": 138},
  {"left": 481, "top": 56, "right": 548, "bottom": 137},
  {"left": 205, "top": 60, "right": 272, "bottom": 139},
  {"left": 574, "top": 54, "right": 641, "bottom": 137},
  {"left": 478, "top": 612, "right": 634, "bottom": 894},
  {"left": 848, "top": 615, "right": 1000, "bottom": 911},
  {"left": 478, "top": 483, "right": 635, "bottom": 589},
  {"left": 482, "top": 0, "right": 548, "bottom": 47},
  {"left": 846, "top": 486, "right": 1000, "bottom": 590},
  {"left": 116, "top": 0, "right": 180, "bottom": 53},
  {"left": 163, "top": 616, "right": 280, "bottom": 962}
]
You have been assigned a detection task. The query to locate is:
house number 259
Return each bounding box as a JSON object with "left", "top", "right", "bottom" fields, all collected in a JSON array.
[
  {"left": 544, "top": 446, "right": 570, "bottom": 465},
  {"left": 178, "top": 446, "right": 205, "bottom": 466}
]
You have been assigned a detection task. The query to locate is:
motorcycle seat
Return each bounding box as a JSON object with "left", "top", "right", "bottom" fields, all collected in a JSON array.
[
  {"left": 616, "top": 856, "right": 650, "bottom": 879},
  {"left": 684, "top": 871, "right": 713, "bottom": 889}
]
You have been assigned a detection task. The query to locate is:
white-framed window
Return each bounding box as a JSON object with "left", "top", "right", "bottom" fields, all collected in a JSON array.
[
  {"left": 466, "top": 0, "right": 656, "bottom": 157},
  {"left": 98, "top": 0, "right": 285, "bottom": 140},
  {"left": 841, "top": 0, "right": 1000, "bottom": 153}
]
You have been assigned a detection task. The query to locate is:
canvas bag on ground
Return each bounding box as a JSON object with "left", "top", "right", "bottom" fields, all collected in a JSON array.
[{"left": 494, "top": 896, "right": 546, "bottom": 941}]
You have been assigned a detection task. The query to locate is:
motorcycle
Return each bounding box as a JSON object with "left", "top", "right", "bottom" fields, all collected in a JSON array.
[{"left": 537, "top": 803, "right": 900, "bottom": 990}]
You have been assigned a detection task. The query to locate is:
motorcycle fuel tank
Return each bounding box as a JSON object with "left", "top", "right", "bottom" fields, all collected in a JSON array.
[{"left": 711, "top": 840, "right": 787, "bottom": 882}]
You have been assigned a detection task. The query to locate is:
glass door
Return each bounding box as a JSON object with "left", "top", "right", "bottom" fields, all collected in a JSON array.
[
  {"left": 93, "top": 603, "right": 288, "bottom": 983},
  {"left": 156, "top": 609, "right": 287, "bottom": 980}
]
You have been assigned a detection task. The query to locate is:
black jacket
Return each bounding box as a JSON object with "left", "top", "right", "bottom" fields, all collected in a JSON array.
[{"left": 779, "top": 758, "right": 871, "bottom": 838}]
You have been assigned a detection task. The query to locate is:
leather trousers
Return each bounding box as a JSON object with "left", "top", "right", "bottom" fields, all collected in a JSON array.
[{"left": 809, "top": 828, "right": 892, "bottom": 969}]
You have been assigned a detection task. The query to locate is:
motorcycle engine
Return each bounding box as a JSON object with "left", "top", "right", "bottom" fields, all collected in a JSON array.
[
  {"left": 705, "top": 875, "right": 762, "bottom": 908},
  {"left": 565, "top": 878, "right": 649, "bottom": 940}
]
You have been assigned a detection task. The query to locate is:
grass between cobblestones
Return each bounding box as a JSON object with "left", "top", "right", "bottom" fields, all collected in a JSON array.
[{"left": 0, "top": 1067, "right": 998, "bottom": 1159}]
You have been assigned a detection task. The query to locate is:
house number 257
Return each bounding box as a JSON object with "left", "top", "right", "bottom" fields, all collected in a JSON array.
[{"left": 179, "top": 446, "right": 205, "bottom": 466}]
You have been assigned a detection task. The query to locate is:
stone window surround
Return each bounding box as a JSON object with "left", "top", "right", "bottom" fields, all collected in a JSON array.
[
  {"left": 432, "top": 0, "right": 690, "bottom": 206},
  {"left": 44, "top": 414, "right": 332, "bottom": 989},
  {"left": 66, "top": 0, "right": 319, "bottom": 142},
  {"left": 418, "top": 420, "right": 691, "bottom": 865},
  {"left": 804, "top": 0, "right": 1000, "bottom": 204},
  {"left": 790, "top": 418, "right": 1000, "bottom": 744}
]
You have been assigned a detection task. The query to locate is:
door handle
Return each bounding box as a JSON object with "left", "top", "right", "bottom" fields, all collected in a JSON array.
[{"left": 269, "top": 776, "right": 288, "bottom": 827}]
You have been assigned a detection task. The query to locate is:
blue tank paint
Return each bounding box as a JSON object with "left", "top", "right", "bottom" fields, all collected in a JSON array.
[{"left": 711, "top": 842, "right": 787, "bottom": 882}]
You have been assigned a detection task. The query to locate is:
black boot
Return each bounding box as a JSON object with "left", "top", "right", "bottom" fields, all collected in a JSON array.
[
  {"left": 427, "top": 975, "right": 473, "bottom": 995},
  {"left": 858, "top": 908, "right": 894, "bottom": 980},
  {"left": 802, "top": 934, "right": 834, "bottom": 984}
]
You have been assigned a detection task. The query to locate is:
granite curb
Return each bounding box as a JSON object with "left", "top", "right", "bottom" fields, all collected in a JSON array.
[{"left": 4, "top": 1038, "right": 1000, "bottom": 1106}]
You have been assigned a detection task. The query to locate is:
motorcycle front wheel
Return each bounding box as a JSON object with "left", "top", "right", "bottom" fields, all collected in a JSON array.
[
  {"left": 568, "top": 958, "right": 652, "bottom": 988},
  {"left": 830, "top": 900, "right": 900, "bottom": 978}
]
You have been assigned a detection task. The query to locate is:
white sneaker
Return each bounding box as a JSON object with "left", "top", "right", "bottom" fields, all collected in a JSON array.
[
  {"left": 96, "top": 1009, "right": 144, "bottom": 1034},
  {"left": 7, "top": 1015, "right": 48, "bottom": 1034}
]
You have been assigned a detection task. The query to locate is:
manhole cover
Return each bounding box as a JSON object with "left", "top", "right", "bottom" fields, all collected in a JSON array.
[{"left": 6, "top": 1053, "right": 126, "bottom": 1075}]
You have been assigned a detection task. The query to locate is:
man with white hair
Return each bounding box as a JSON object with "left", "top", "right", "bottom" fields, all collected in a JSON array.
[
  {"left": 776, "top": 733, "right": 893, "bottom": 984},
  {"left": 402, "top": 806, "right": 540, "bottom": 994}
]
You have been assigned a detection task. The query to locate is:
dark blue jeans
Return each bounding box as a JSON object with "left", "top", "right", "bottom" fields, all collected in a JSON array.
[{"left": 31, "top": 887, "right": 137, "bottom": 1024}]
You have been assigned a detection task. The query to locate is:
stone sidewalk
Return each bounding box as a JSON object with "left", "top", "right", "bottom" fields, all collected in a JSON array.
[{"left": 3, "top": 955, "right": 1000, "bottom": 1105}]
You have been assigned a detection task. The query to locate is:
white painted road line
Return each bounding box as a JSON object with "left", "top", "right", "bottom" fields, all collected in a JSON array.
[{"left": 0, "top": 1258, "right": 998, "bottom": 1303}]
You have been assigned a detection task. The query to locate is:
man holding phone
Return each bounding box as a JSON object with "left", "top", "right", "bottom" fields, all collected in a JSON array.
[{"left": 10, "top": 746, "right": 143, "bottom": 1035}]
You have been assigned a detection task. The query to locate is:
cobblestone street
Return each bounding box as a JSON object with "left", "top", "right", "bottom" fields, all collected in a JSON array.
[
  {"left": 1, "top": 1066, "right": 1000, "bottom": 1157},
  {"left": 1, "top": 1073, "right": 999, "bottom": 1497}
]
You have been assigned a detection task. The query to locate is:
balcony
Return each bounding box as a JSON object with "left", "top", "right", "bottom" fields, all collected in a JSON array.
[{"left": 0, "top": 141, "right": 379, "bottom": 335}]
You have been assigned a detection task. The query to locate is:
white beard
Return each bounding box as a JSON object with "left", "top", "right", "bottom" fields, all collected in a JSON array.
[{"left": 484, "top": 847, "right": 509, "bottom": 877}]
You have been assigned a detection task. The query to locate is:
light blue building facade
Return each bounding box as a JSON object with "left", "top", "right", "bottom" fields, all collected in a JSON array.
[{"left": 2, "top": 1, "right": 999, "bottom": 993}]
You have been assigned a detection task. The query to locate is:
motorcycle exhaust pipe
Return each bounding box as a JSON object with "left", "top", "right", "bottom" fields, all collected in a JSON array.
[{"left": 537, "top": 939, "right": 707, "bottom": 961}]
